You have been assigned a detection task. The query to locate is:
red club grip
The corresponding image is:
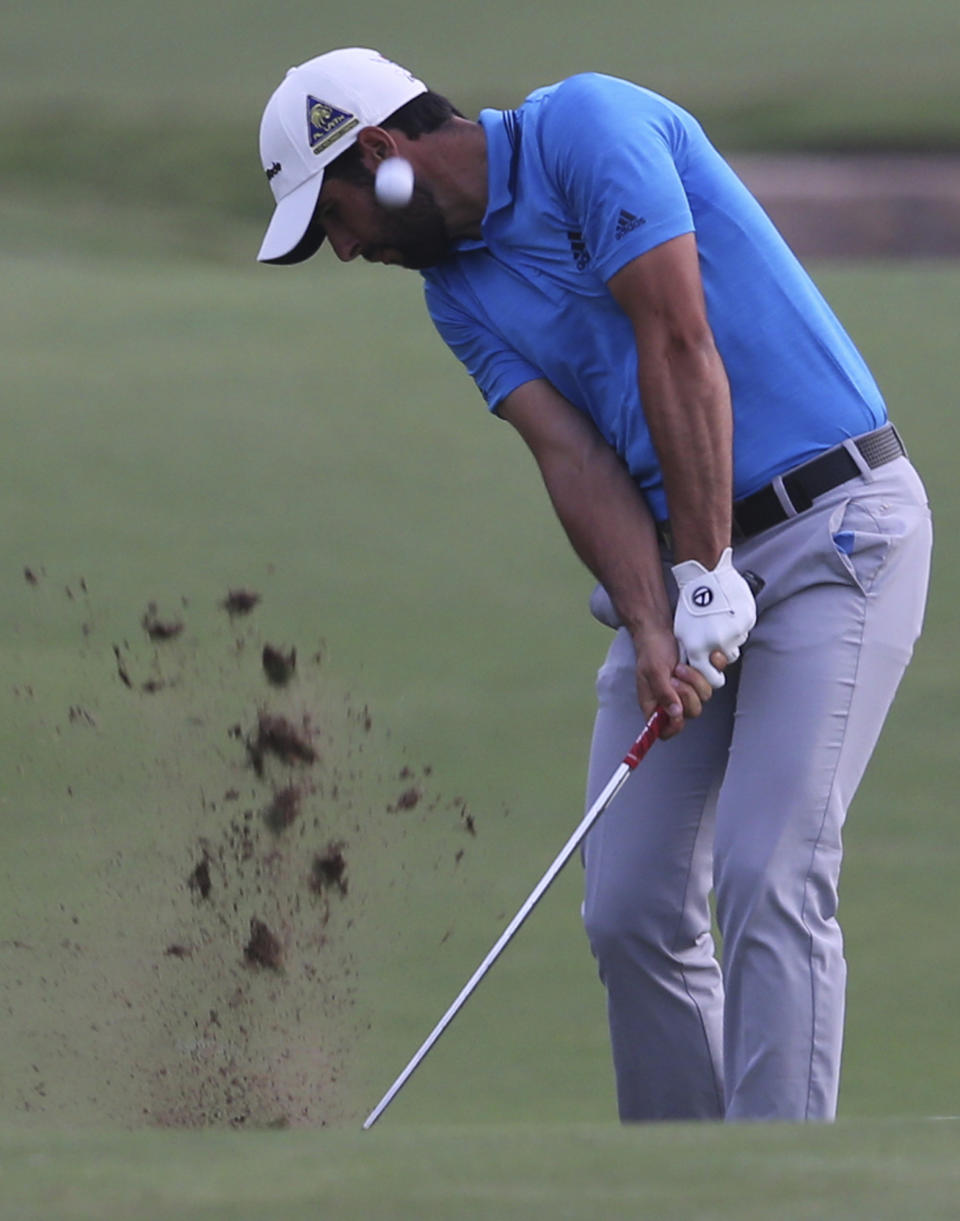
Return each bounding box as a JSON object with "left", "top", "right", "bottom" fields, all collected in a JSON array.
[{"left": 623, "top": 707, "right": 669, "bottom": 769}]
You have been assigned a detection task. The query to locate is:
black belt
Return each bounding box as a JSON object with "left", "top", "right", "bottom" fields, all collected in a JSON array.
[{"left": 657, "top": 423, "right": 906, "bottom": 547}]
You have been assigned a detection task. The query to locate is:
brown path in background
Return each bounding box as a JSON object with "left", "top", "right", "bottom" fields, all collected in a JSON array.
[{"left": 731, "top": 155, "right": 960, "bottom": 257}]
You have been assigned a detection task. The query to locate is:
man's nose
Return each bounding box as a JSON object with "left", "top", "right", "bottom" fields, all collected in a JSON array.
[{"left": 326, "top": 225, "right": 361, "bottom": 262}]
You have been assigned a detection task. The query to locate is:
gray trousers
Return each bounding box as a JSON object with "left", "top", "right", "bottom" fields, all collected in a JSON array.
[{"left": 582, "top": 456, "right": 932, "bottom": 1121}]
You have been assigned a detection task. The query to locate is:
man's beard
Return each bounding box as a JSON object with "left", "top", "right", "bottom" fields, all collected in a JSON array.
[{"left": 364, "top": 181, "right": 454, "bottom": 270}]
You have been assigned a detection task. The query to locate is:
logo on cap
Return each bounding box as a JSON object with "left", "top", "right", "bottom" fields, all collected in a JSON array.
[{"left": 306, "top": 96, "right": 359, "bottom": 155}]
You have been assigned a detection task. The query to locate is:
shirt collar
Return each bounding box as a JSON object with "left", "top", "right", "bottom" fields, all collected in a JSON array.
[{"left": 480, "top": 108, "right": 519, "bottom": 220}]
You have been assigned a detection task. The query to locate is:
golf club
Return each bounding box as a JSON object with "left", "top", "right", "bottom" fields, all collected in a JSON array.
[{"left": 362, "top": 705, "right": 669, "bottom": 1130}]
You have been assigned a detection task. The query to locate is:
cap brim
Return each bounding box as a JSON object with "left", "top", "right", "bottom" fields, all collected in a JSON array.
[{"left": 257, "top": 171, "right": 326, "bottom": 264}]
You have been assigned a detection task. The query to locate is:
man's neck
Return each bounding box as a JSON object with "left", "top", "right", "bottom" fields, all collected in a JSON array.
[{"left": 412, "top": 118, "right": 488, "bottom": 241}]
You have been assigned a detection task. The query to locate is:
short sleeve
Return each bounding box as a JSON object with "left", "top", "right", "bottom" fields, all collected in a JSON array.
[
  {"left": 537, "top": 75, "right": 696, "bottom": 282},
  {"left": 423, "top": 274, "right": 542, "bottom": 413}
]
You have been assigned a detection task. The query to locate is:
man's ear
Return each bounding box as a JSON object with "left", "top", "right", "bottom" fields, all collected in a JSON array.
[{"left": 355, "top": 126, "right": 399, "bottom": 169}]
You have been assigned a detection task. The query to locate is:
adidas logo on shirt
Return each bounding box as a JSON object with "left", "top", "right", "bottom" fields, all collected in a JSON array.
[{"left": 615, "top": 210, "right": 646, "bottom": 240}]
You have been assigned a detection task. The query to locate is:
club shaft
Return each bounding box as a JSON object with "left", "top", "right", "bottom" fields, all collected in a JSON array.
[{"left": 362, "top": 707, "right": 667, "bottom": 1130}]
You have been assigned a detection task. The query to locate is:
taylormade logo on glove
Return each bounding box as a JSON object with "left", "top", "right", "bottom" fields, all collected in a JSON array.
[{"left": 671, "top": 547, "right": 757, "bottom": 688}]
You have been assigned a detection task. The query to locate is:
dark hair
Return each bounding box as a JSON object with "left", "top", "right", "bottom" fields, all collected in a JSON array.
[
  {"left": 271, "top": 91, "right": 461, "bottom": 264},
  {"left": 323, "top": 90, "right": 462, "bottom": 185},
  {"left": 381, "top": 90, "right": 463, "bottom": 138}
]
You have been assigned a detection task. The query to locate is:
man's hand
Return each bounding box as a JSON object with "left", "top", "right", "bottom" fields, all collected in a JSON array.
[
  {"left": 671, "top": 547, "right": 757, "bottom": 687},
  {"left": 634, "top": 621, "right": 726, "bottom": 740}
]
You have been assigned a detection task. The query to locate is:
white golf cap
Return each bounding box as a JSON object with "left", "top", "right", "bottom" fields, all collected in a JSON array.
[{"left": 257, "top": 48, "right": 427, "bottom": 264}]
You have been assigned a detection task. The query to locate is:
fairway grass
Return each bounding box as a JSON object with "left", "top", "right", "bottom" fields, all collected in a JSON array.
[{"left": 2, "top": 1118, "right": 959, "bottom": 1221}]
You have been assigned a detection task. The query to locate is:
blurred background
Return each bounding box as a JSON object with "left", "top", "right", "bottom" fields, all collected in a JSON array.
[
  {"left": 2, "top": 0, "right": 959, "bottom": 1136},
  {"left": 3, "top": 0, "right": 959, "bottom": 263}
]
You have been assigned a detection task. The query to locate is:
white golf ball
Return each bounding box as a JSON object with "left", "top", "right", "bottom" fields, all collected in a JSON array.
[{"left": 375, "top": 156, "right": 414, "bottom": 209}]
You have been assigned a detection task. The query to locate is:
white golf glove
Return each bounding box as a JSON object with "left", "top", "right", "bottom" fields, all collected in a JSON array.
[{"left": 671, "top": 547, "right": 757, "bottom": 688}]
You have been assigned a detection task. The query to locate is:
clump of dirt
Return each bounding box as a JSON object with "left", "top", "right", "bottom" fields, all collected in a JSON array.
[
  {"left": 187, "top": 855, "right": 212, "bottom": 900},
  {"left": 262, "top": 644, "right": 296, "bottom": 687},
  {"left": 262, "top": 784, "right": 302, "bottom": 834},
  {"left": 244, "top": 919, "right": 283, "bottom": 970},
  {"left": 309, "top": 843, "right": 348, "bottom": 898},
  {"left": 246, "top": 713, "right": 317, "bottom": 775},
  {"left": 142, "top": 603, "right": 184, "bottom": 641},
  {"left": 391, "top": 786, "right": 421, "bottom": 812},
  {"left": 113, "top": 645, "right": 134, "bottom": 689},
  {"left": 222, "top": 589, "right": 261, "bottom": 617}
]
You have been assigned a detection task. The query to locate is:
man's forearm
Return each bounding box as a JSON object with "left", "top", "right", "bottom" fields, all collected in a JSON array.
[
  {"left": 607, "top": 234, "right": 735, "bottom": 569},
  {"left": 535, "top": 432, "right": 672, "bottom": 637},
  {"left": 639, "top": 335, "right": 733, "bottom": 568}
]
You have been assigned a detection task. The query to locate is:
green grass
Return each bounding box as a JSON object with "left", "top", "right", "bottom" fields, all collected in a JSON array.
[{"left": 2, "top": 1120, "right": 960, "bottom": 1220}]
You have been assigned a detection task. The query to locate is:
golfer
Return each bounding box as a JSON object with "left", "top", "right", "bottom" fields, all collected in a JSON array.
[{"left": 256, "top": 48, "right": 932, "bottom": 1121}]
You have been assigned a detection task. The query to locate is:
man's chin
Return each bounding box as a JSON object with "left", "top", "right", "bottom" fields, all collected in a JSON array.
[
  {"left": 366, "top": 243, "right": 446, "bottom": 271},
  {"left": 398, "top": 242, "right": 455, "bottom": 271}
]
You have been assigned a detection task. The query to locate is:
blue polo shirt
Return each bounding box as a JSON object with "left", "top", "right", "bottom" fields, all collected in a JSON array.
[{"left": 422, "top": 73, "right": 886, "bottom": 520}]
